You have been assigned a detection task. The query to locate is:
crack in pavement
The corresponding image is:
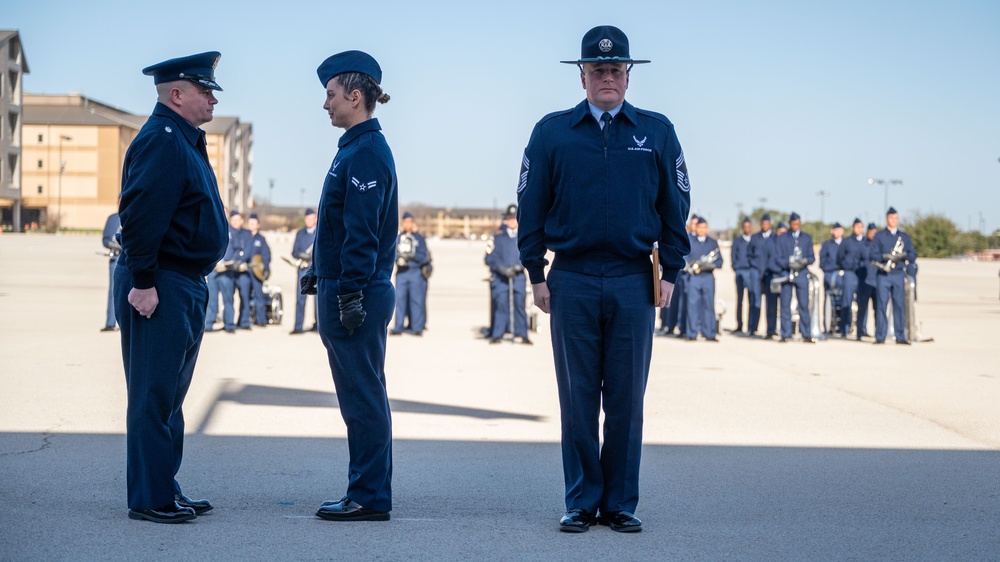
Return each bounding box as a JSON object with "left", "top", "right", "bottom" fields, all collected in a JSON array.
[{"left": 0, "top": 431, "right": 54, "bottom": 457}]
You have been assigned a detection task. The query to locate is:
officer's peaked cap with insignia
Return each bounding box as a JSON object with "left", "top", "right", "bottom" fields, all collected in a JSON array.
[
  {"left": 318, "top": 50, "right": 382, "bottom": 87},
  {"left": 142, "top": 51, "right": 222, "bottom": 91},
  {"left": 561, "top": 25, "right": 650, "bottom": 66}
]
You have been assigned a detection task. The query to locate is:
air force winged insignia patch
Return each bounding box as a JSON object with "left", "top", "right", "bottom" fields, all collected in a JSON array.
[
  {"left": 517, "top": 153, "right": 530, "bottom": 193},
  {"left": 352, "top": 177, "right": 378, "bottom": 193},
  {"left": 633, "top": 135, "right": 647, "bottom": 148},
  {"left": 675, "top": 151, "right": 691, "bottom": 192}
]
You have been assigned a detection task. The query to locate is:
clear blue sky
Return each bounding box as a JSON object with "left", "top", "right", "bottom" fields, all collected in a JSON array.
[{"left": 6, "top": 0, "right": 999, "bottom": 232}]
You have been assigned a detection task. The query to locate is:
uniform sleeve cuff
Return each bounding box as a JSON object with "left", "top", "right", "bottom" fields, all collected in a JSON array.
[
  {"left": 528, "top": 268, "right": 546, "bottom": 285},
  {"left": 132, "top": 270, "right": 156, "bottom": 290},
  {"left": 661, "top": 267, "right": 679, "bottom": 284}
]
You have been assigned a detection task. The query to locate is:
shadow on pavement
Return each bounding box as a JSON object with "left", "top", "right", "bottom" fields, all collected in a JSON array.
[{"left": 1, "top": 433, "right": 998, "bottom": 561}]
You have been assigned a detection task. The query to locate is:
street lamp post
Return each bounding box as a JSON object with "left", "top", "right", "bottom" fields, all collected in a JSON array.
[
  {"left": 867, "top": 177, "right": 903, "bottom": 215},
  {"left": 816, "top": 190, "right": 830, "bottom": 224},
  {"left": 57, "top": 135, "right": 72, "bottom": 232}
]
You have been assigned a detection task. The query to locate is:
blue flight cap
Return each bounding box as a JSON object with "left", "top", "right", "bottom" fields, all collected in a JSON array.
[
  {"left": 760, "top": 213, "right": 772, "bottom": 222},
  {"left": 886, "top": 206, "right": 898, "bottom": 215},
  {"left": 248, "top": 213, "right": 259, "bottom": 220},
  {"left": 832, "top": 222, "right": 843, "bottom": 229},
  {"left": 853, "top": 218, "right": 863, "bottom": 225},
  {"left": 142, "top": 51, "right": 222, "bottom": 91},
  {"left": 561, "top": 26, "right": 651, "bottom": 65},
  {"left": 402, "top": 211, "right": 414, "bottom": 219},
  {"left": 304, "top": 208, "right": 316, "bottom": 216},
  {"left": 696, "top": 217, "right": 707, "bottom": 225},
  {"left": 777, "top": 221, "right": 789, "bottom": 229},
  {"left": 789, "top": 212, "right": 801, "bottom": 221},
  {"left": 690, "top": 214, "right": 700, "bottom": 222},
  {"left": 317, "top": 50, "right": 382, "bottom": 87},
  {"left": 867, "top": 222, "right": 877, "bottom": 231},
  {"left": 741, "top": 216, "right": 751, "bottom": 224},
  {"left": 229, "top": 209, "right": 242, "bottom": 218}
]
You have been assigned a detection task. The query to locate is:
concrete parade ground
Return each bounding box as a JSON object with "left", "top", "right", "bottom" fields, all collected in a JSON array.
[{"left": 1, "top": 233, "right": 998, "bottom": 561}]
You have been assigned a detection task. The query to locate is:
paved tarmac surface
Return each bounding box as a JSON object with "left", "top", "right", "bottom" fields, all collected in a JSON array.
[{"left": 1, "top": 234, "right": 998, "bottom": 561}]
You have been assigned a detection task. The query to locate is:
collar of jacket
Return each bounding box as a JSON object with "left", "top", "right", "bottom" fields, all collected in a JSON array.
[
  {"left": 338, "top": 118, "right": 382, "bottom": 148},
  {"left": 569, "top": 99, "right": 638, "bottom": 128},
  {"left": 152, "top": 102, "right": 205, "bottom": 149}
]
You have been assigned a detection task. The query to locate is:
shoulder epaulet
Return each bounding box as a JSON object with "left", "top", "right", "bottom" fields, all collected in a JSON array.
[
  {"left": 635, "top": 108, "right": 674, "bottom": 128},
  {"left": 536, "top": 107, "right": 576, "bottom": 127}
]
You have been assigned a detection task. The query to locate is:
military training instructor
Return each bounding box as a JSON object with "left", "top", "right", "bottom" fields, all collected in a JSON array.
[
  {"left": 115, "top": 51, "right": 228, "bottom": 523},
  {"left": 517, "top": 26, "right": 692, "bottom": 533}
]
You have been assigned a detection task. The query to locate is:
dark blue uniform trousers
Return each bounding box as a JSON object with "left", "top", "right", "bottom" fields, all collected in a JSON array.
[
  {"left": 105, "top": 257, "right": 118, "bottom": 328},
  {"left": 734, "top": 268, "right": 759, "bottom": 333},
  {"left": 760, "top": 272, "right": 779, "bottom": 336},
  {"left": 393, "top": 268, "right": 426, "bottom": 333},
  {"left": 295, "top": 268, "right": 317, "bottom": 331},
  {"left": 250, "top": 275, "right": 267, "bottom": 325},
  {"left": 685, "top": 273, "right": 717, "bottom": 339},
  {"left": 839, "top": 271, "right": 859, "bottom": 336},
  {"left": 234, "top": 272, "right": 252, "bottom": 328},
  {"left": 780, "top": 273, "right": 811, "bottom": 339},
  {"left": 215, "top": 271, "right": 237, "bottom": 330},
  {"left": 205, "top": 270, "right": 220, "bottom": 329},
  {"left": 661, "top": 273, "right": 686, "bottom": 333},
  {"left": 114, "top": 266, "right": 207, "bottom": 510},
  {"left": 856, "top": 280, "right": 875, "bottom": 338},
  {"left": 317, "top": 278, "right": 395, "bottom": 512},
  {"left": 548, "top": 269, "right": 653, "bottom": 514},
  {"left": 875, "top": 274, "right": 906, "bottom": 342},
  {"left": 490, "top": 274, "right": 528, "bottom": 339}
]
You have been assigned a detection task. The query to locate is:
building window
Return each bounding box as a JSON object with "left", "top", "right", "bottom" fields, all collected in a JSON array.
[
  {"left": 38, "top": 185, "right": 43, "bottom": 194},
  {"left": 38, "top": 160, "right": 43, "bottom": 168},
  {"left": 38, "top": 134, "right": 43, "bottom": 143}
]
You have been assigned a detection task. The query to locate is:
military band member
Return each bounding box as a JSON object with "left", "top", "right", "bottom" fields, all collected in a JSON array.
[
  {"left": 307, "top": 50, "right": 397, "bottom": 521},
  {"left": 115, "top": 51, "right": 227, "bottom": 523},
  {"left": 750, "top": 213, "right": 776, "bottom": 337},
  {"left": 730, "top": 216, "right": 758, "bottom": 334},
  {"left": 215, "top": 210, "right": 253, "bottom": 333},
  {"left": 101, "top": 206, "right": 122, "bottom": 332},
  {"left": 485, "top": 212, "right": 530, "bottom": 344},
  {"left": 855, "top": 222, "right": 879, "bottom": 339},
  {"left": 246, "top": 214, "right": 271, "bottom": 327},
  {"left": 819, "top": 222, "right": 844, "bottom": 333},
  {"left": 390, "top": 212, "right": 430, "bottom": 336},
  {"left": 836, "top": 218, "right": 866, "bottom": 337},
  {"left": 518, "top": 26, "right": 690, "bottom": 533},
  {"left": 657, "top": 214, "right": 697, "bottom": 336},
  {"left": 774, "top": 220, "right": 789, "bottom": 237},
  {"left": 870, "top": 207, "right": 916, "bottom": 344},
  {"left": 772, "top": 212, "right": 816, "bottom": 343},
  {"left": 290, "top": 208, "right": 318, "bottom": 334},
  {"left": 685, "top": 217, "right": 723, "bottom": 341}
]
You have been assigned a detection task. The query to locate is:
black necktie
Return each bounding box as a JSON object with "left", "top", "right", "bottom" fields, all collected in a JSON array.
[{"left": 601, "top": 112, "right": 612, "bottom": 144}]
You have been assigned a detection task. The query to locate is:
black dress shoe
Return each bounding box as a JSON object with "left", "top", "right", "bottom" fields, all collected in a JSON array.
[
  {"left": 175, "top": 493, "right": 213, "bottom": 515},
  {"left": 389, "top": 330, "right": 403, "bottom": 336},
  {"left": 803, "top": 338, "right": 817, "bottom": 344},
  {"left": 779, "top": 337, "right": 788, "bottom": 343},
  {"left": 100, "top": 326, "right": 117, "bottom": 332},
  {"left": 896, "top": 340, "right": 911, "bottom": 345},
  {"left": 224, "top": 328, "right": 236, "bottom": 334},
  {"left": 705, "top": 337, "right": 719, "bottom": 342},
  {"left": 518, "top": 337, "right": 533, "bottom": 345},
  {"left": 316, "top": 497, "right": 389, "bottom": 521},
  {"left": 598, "top": 511, "right": 642, "bottom": 533},
  {"left": 128, "top": 502, "right": 196, "bottom": 524},
  {"left": 874, "top": 340, "right": 885, "bottom": 345},
  {"left": 559, "top": 508, "right": 595, "bottom": 533},
  {"left": 290, "top": 329, "right": 305, "bottom": 335},
  {"left": 488, "top": 337, "right": 502, "bottom": 344}
]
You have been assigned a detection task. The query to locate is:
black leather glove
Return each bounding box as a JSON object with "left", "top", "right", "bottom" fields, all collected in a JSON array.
[
  {"left": 338, "top": 291, "right": 366, "bottom": 334},
  {"left": 299, "top": 265, "right": 317, "bottom": 295}
]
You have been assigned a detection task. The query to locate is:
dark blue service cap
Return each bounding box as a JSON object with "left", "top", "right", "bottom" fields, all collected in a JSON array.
[
  {"left": 690, "top": 214, "right": 700, "bottom": 221},
  {"left": 741, "top": 216, "right": 751, "bottom": 224},
  {"left": 832, "top": 222, "right": 843, "bottom": 229},
  {"left": 249, "top": 213, "right": 259, "bottom": 220},
  {"left": 867, "top": 222, "right": 878, "bottom": 230},
  {"left": 760, "top": 213, "right": 772, "bottom": 222},
  {"left": 777, "top": 221, "right": 789, "bottom": 229},
  {"left": 696, "top": 217, "right": 707, "bottom": 225},
  {"left": 853, "top": 218, "right": 863, "bottom": 225},
  {"left": 561, "top": 25, "right": 650, "bottom": 65},
  {"left": 789, "top": 212, "right": 801, "bottom": 221},
  {"left": 886, "top": 206, "right": 898, "bottom": 215},
  {"left": 502, "top": 211, "right": 516, "bottom": 220},
  {"left": 142, "top": 51, "right": 222, "bottom": 91},
  {"left": 229, "top": 210, "right": 242, "bottom": 218},
  {"left": 402, "top": 211, "right": 414, "bottom": 219},
  {"left": 304, "top": 208, "right": 316, "bottom": 216},
  {"left": 317, "top": 50, "right": 382, "bottom": 87}
]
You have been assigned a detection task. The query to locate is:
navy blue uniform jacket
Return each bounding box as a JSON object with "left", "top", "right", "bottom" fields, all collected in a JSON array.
[
  {"left": 731, "top": 235, "right": 754, "bottom": 270},
  {"left": 224, "top": 227, "right": 254, "bottom": 263},
  {"left": 486, "top": 229, "right": 521, "bottom": 272},
  {"left": 118, "top": 102, "right": 227, "bottom": 289},
  {"left": 819, "top": 239, "right": 842, "bottom": 273},
  {"left": 750, "top": 231, "right": 774, "bottom": 275},
  {"left": 517, "top": 100, "right": 691, "bottom": 284},
  {"left": 313, "top": 118, "right": 398, "bottom": 294},
  {"left": 250, "top": 232, "right": 271, "bottom": 274},
  {"left": 292, "top": 228, "right": 316, "bottom": 261},
  {"left": 837, "top": 235, "right": 867, "bottom": 273},
  {"left": 869, "top": 229, "right": 916, "bottom": 278},
  {"left": 102, "top": 213, "right": 121, "bottom": 254},
  {"left": 771, "top": 231, "right": 815, "bottom": 275}
]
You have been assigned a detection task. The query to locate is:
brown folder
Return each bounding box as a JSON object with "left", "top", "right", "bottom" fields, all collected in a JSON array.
[{"left": 651, "top": 247, "right": 661, "bottom": 306}]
